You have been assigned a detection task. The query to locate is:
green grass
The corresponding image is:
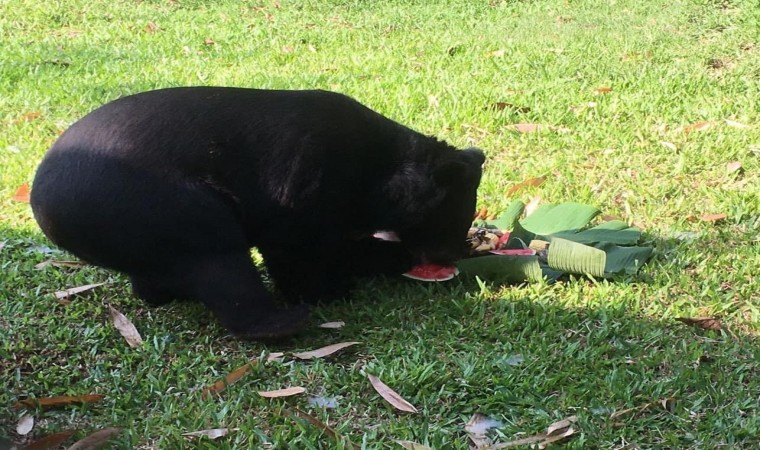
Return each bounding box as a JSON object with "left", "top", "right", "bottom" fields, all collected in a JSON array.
[{"left": 1, "top": 0, "right": 758, "bottom": 448}]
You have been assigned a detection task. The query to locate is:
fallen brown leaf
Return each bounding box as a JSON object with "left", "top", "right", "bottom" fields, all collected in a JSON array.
[
  {"left": 21, "top": 431, "right": 75, "bottom": 450},
  {"left": 286, "top": 407, "right": 360, "bottom": 449},
  {"left": 54, "top": 282, "right": 106, "bottom": 300},
  {"left": 724, "top": 119, "right": 750, "bottom": 129},
  {"left": 14, "top": 394, "right": 104, "bottom": 410},
  {"left": 292, "top": 341, "right": 359, "bottom": 360},
  {"left": 610, "top": 397, "right": 676, "bottom": 419},
  {"left": 475, "top": 207, "right": 489, "bottom": 220},
  {"left": 368, "top": 374, "right": 417, "bottom": 413},
  {"left": 144, "top": 21, "right": 159, "bottom": 33},
  {"left": 700, "top": 213, "right": 727, "bottom": 222},
  {"left": 675, "top": 317, "right": 723, "bottom": 331},
  {"left": 182, "top": 428, "right": 229, "bottom": 440},
  {"left": 16, "top": 414, "right": 34, "bottom": 435},
  {"left": 507, "top": 176, "right": 546, "bottom": 196},
  {"left": 202, "top": 360, "right": 257, "bottom": 398},
  {"left": 319, "top": 321, "right": 345, "bottom": 329},
  {"left": 593, "top": 86, "right": 613, "bottom": 94},
  {"left": 659, "top": 141, "right": 677, "bottom": 151},
  {"left": 204, "top": 37, "right": 215, "bottom": 46},
  {"left": 267, "top": 352, "right": 285, "bottom": 362},
  {"left": 487, "top": 415, "right": 577, "bottom": 449},
  {"left": 67, "top": 427, "right": 121, "bottom": 450},
  {"left": 505, "top": 123, "right": 545, "bottom": 133},
  {"left": 109, "top": 305, "right": 143, "bottom": 348},
  {"left": 35, "top": 260, "right": 87, "bottom": 270},
  {"left": 258, "top": 386, "right": 306, "bottom": 398},
  {"left": 489, "top": 102, "right": 531, "bottom": 114},
  {"left": 13, "top": 111, "right": 42, "bottom": 124},
  {"left": 684, "top": 121, "right": 716, "bottom": 133},
  {"left": 465, "top": 413, "right": 503, "bottom": 448},
  {"left": 12, "top": 183, "right": 30, "bottom": 203},
  {"left": 726, "top": 161, "right": 742, "bottom": 173}
]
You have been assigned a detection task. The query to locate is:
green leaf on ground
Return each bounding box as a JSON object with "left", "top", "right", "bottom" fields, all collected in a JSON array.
[
  {"left": 520, "top": 203, "right": 601, "bottom": 235},
  {"left": 456, "top": 254, "right": 544, "bottom": 283}
]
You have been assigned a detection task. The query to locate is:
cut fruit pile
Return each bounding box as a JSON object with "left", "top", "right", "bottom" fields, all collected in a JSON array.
[{"left": 403, "top": 200, "right": 654, "bottom": 283}]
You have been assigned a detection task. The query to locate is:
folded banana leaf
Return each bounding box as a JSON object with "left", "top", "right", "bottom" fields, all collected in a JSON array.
[{"left": 458, "top": 200, "right": 654, "bottom": 282}]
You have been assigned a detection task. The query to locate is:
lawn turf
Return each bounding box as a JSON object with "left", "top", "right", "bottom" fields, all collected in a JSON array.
[{"left": 1, "top": 0, "right": 758, "bottom": 448}]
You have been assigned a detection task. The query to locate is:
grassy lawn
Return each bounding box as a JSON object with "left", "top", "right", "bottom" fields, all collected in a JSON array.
[{"left": 1, "top": 0, "right": 758, "bottom": 448}]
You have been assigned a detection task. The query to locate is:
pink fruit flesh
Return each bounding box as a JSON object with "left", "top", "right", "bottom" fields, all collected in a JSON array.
[
  {"left": 497, "top": 232, "right": 511, "bottom": 247},
  {"left": 403, "top": 264, "right": 459, "bottom": 281},
  {"left": 489, "top": 248, "right": 537, "bottom": 256}
]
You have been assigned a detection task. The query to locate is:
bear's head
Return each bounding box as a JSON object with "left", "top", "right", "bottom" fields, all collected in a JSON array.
[{"left": 386, "top": 147, "right": 485, "bottom": 265}]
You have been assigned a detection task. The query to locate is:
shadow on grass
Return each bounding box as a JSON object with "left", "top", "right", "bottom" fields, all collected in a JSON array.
[{"left": 1, "top": 223, "right": 758, "bottom": 448}]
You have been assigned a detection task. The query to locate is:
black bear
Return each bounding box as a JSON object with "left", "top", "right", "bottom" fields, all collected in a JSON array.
[{"left": 31, "top": 87, "right": 484, "bottom": 339}]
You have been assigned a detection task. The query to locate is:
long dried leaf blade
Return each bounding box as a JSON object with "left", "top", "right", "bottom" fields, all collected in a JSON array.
[
  {"left": 202, "top": 360, "right": 257, "bottom": 398},
  {"left": 182, "top": 428, "right": 229, "bottom": 440},
  {"left": 12, "top": 183, "right": 30, "bottom": 203},
  {"left": 22, "top": 431, "right": 76, "bottom": 450},
  {"left": 675, "top": 317, "right": 723, "bottom": 331},
  {"left": 258, "top": 386, "right": 306, "bottom": 398},
  {"left": 54, "top": 283, "right": 106, "bottom": 300},
  {"left": 67, "top": 427, "right": 121, "bottom": 450},
  {"left": 368, "top": 374, "right": 418, "bottom": 413},
  {"left": 108, "top": 306, "right": 143, "bottom": 348},
  {"left": 14, "top": 394, "right": 105, "bottom": 410},
  {"left": 292, "top": 341, "right": 360, "bottom": 360}
]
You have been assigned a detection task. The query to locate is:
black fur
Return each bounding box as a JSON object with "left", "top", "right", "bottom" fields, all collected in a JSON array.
[{"left": 31, "top": 87, "right": 484, "bottom": 339}]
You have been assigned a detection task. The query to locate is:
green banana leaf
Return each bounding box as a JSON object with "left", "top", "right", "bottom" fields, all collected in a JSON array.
[
  {"left": 457, "top": 202, "right": 653, "bottom": 283},
  {"left": 456, "top": 254, "right": 544, "bottom": 283}
]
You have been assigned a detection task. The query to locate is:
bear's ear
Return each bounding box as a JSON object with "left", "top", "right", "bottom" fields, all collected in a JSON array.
[{"left": 433, "top": 148, "right": 485, "bottom": 186}]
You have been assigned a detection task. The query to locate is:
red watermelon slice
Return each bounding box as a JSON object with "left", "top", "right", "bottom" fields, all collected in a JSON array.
[
  {"left": 402, "top": 264, "right": 459, "bottom": 281},
  {"left": 489, "top": 248, "right": 537, "bottom": 256}
]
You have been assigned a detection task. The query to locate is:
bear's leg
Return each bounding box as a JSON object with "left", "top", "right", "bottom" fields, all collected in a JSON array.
[
  {"left": 176, "top": 250, "right": 311, "bottom": 339},
  {"left": 129, "top": 275, "right": 178, "bottom": 306}
]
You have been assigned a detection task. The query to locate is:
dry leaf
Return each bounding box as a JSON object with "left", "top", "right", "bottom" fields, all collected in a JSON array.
[
  {"left": 182, "top": 428, "right": 229, "bottom": 440},
  {"left": 659, "top": 141, "right": 677, "bottom": 151},
  {"left": 546, "top": 415, "right": 577, "bottom": 436},
  {"left": 267, "top": 352, "right": 285, "bottom": 362},
  {"left": 675, "top": 317, "right": 723, "bottom": 331},
  {"left": 67, "top": 427, "right": 121, "bottom": 450},
  {"left": 610, "top": 397, "right": 676, "bottom": 419},
  {"left": 319, "top": 321, "right": 345, "bottom": 329},
  {"left": 726, "top": 161, "right": 742, "bottom": 173},
  {"left": 204, "top": 37, "right": 215, "bottom": 46},
  {"left": 14, "top": 394, "right": 104, "bottom": 410},
  {"left": 22, "top": 431, "right": 75, "bottom": 450},
  {"left": 292, "top": 341, "right": 359, "bottom": 360},
  {"left": 367, "top": 374, "right": 418, "bottom": 413},
  {"left": 286, "top": 407, "right": 362, "bottom": 449},
  {"left": 54, "top": 282, "right": 106, "bottom": 300},
  {"left": 16, "top": 414, "right": 34, "bottom": 435},
  {"left": 724, "top": 119, "right": 750, "bottom": 129},
  {"left": 109, "top": 305, "right": 143, "bottom": 348},
  {"left": 507, "top": 176, "right": 546, "bottom": 196},
  {"left": 258, "top": 386, "right": 306, "bottom": 398},
  {"left": 427, "top": 95, "right": 439, "bottom": 109},
  {"left": 506, "top": 123, "right": 545, "bottom": 133},
  {"left": 202, "top": 360, "right": 257, "bottom": 398},
  {"left": 35, "top": 260, "right": 86, "bottom": 270},
  {"left": 593, "top": 86, "right": 613, "bottom": 94},
  {"left": 684, "top": 121, "right": 715, "bottom": 133},
  {"left": 539, "top": 426, "right": 576, "bottom": 448},
  {"left": 12, "top": 183, "right": 30, "bottom": 203},
  {"left": 396, "top": 441, "right": 432, "bottom": 450},
  {"left": 489, "top": 49, "right": 506, "bottom": 58},
  {"left": 144, "top": 21, "right": 159, "bottom": 33},
  {"left": 13, "top": 111, "right": 42, "bottom": 124},
  {"left": 465, "top": 413, "right": 503, "bottom": 448},
  {"left": 700, "top": 213, "right": 727, "bottom": 222}
]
